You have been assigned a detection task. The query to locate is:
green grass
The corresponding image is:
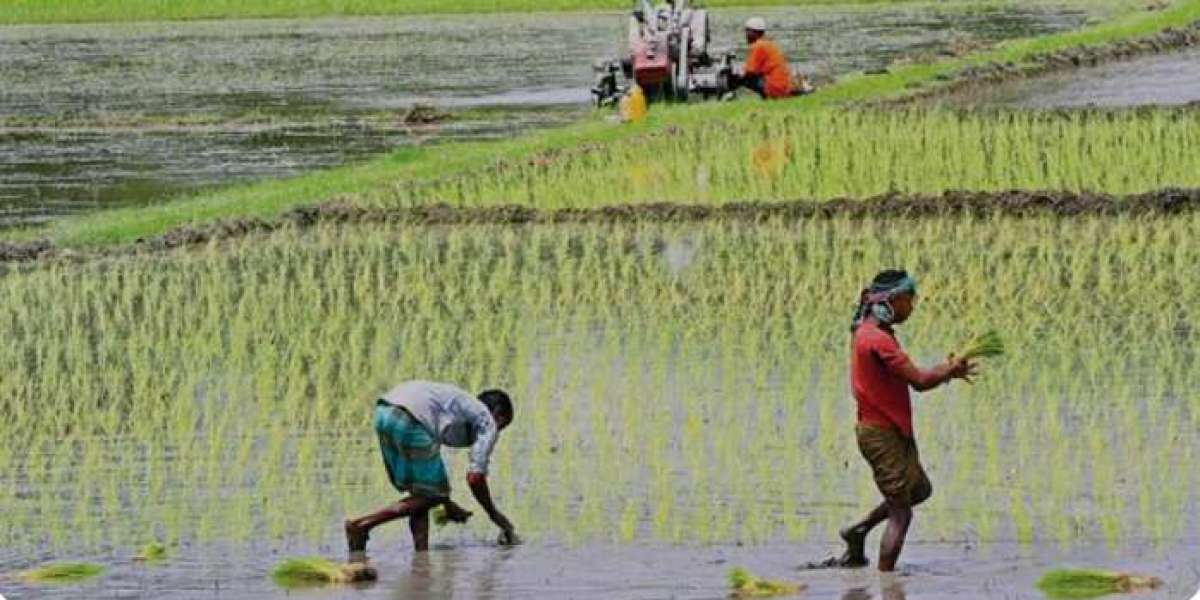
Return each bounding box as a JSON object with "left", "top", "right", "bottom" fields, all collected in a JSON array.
[
  {"left": 19, "top": 563, "right": 105, "bottom": 584},
  {"left": 0, "top": 0, "right": 1074, "bottom": 25},
  {"left": 15, "top": 0, "right": 1196, "bottom": 250}
]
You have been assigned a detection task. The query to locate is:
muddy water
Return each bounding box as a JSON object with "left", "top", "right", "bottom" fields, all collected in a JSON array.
[
  {"left": 0, "top": 4, "right": 1105, "bottom": 227},
  {"left": 942, "top": 47, "right": 1200, "bottom": 109},
  {"left": 2, "top": 539, "right": 1196, "bottom": 598}
]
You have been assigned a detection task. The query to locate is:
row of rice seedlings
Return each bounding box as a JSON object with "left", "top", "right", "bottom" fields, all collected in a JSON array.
[
  {"left": 0, "top": 215, "right": 1196, "bottom": 553},
  {"left": 386, "top": 108, "right": 1200, "bottom": 210}
]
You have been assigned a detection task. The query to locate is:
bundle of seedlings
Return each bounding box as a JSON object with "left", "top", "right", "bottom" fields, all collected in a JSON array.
[
  {"left": 272, "top": 557, "right": 377, "bottom": 587},
  {"left": 728, "top": 567, "right": 804, "bottom": 598},
  {"left": 1037, "top": 569, "right": 1163, "bottom": 598},
  {"left": 20, "top": 563, "right": 105, "bottom": 584}
]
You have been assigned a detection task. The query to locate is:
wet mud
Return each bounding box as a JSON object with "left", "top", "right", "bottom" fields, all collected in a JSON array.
[{"left": 6, "top": 188, "right": 1199, "bottom": 264}]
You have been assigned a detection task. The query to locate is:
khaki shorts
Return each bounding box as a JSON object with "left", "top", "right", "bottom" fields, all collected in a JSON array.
[{"left": 856, "top": 425, "right": 932, "bottom": 506}]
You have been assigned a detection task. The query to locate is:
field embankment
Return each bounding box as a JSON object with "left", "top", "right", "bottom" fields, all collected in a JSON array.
[{"left": 8, "top": 0, "right": 1200, "bottom": 250}]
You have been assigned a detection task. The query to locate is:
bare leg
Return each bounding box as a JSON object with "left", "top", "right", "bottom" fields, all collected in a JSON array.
[
  {"left": 409, "top": 509, "right": 431, "bottom": 551},
  {"left": 344, "top": 495, "right": 443, "bottom": 561},
  {"left": 877, "top": 500, "right": 913, "bottom": 572},
  {"left": 838, "top": 501, "right": 889, "bottom": 567}
]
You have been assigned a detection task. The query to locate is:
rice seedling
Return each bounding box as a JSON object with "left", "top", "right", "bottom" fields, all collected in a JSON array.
[
  {"left": 1036, "top": 569, "right": 1163, "bottom": 599},
  {"left": 957, "top": 330, "right": 1005, "bottom": 360},
  {"left": 728, "top": 567, "right": 804, "bottom": 598},
  {"left": 0, "top": 214, "right": 1196, "bottom": 556},
  {"left": 134, "top": 542, "right": 168, "bottom": 562},
  {"left": 19, "top": 563, "right": 105, "bottom": 584},
  {"left": 271, "top": 557, "right": 377, "bottom": 587}
]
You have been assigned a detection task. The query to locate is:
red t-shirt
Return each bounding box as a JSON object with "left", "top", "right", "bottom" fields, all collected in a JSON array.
[{"left": 851, "top": 320, "right": 915, "bottom": 437}]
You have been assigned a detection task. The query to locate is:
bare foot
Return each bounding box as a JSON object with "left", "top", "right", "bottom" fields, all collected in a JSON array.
[
  {"left": 344, "top": 519, "right": 369, "bottom": 563},
  {"left": 838, "top": 527, "right": 869, "bottom": 568}
]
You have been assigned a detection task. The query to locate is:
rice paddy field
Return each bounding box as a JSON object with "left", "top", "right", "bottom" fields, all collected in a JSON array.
[
  {"left": 0, "top": 2, "right": 1111, "bottom": 228},
  {"left": 1, "top": 217, "right": 1199, "bottom": 597},
  {"left": 2, "top": 0, "right": 1200, "bottom": 598}
]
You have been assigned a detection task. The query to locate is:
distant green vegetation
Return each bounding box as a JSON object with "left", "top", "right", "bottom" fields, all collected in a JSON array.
[
  {"left": 20, "top": 563, "right": 105, "bottom": 584},
  {"left": 15, "top": 0, "right": 1195, "bottom": 249},
  {"left": 3, "top": 0, "right": 1051, "bottom": 25}
]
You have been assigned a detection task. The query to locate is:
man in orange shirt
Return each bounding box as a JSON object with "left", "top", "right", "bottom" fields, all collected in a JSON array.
[{"left": 740, "top": 17, "right": 795, "bottom": 99}]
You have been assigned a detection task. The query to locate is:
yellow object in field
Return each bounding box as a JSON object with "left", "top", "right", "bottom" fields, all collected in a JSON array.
[{"left": 620, "top": 85, "right": 648, "bottom": 123}]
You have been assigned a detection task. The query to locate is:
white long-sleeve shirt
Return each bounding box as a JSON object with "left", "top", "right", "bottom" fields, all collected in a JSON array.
[{"left": 380, "top": 380, "right": 498, "bottom": 475}]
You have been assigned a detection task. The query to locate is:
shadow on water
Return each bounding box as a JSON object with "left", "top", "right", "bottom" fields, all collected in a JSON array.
[{"left": 0, "top": 4, "right": 1107, "bottom": 227}]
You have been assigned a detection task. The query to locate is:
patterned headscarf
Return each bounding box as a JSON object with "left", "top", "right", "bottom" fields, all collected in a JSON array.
[{"left": 850, "top": 272, "right": 917, "bottom": 333}]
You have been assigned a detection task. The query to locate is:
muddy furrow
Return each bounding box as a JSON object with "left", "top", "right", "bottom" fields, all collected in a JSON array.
[{"left": 4, "top": 188, "right": 1199, "bottom": 265}]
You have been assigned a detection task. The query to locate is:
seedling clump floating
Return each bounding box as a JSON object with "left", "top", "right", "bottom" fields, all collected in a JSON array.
[
  {"left": 1036, "top": 569, "right": 1163, "bottom": 599},
  {"left": 20, "top": 562, "right": 105, "bottom": 584},
  {"left": 272, "top": 557, "right": 377, "bottom": 587},
  {"left": 728, "top": 567, "right": 803, "bottom": 598}
]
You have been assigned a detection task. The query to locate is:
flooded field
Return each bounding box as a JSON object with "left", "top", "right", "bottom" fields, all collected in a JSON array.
[
  {"left": 0, "top": 3, "right": 1109, "bottom": 226},
  {"left": 1, "top": 217, "right": 1197, "bottom": 598},
  {"left": 940, "top": 47, "right": 1200, "bottom": 109}
]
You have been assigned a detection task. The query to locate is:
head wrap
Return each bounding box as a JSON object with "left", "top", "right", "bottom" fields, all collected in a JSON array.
[{"left": 850, "top": 273, "right": 917, "bottom": 332}]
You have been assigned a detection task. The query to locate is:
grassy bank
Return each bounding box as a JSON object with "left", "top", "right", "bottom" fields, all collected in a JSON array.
[
  {"left": 14, "top": 0, "right": 1200, "bottom": 248},
  {"left": 2, "top": 0, "right": 1041, "bottom": 25}
]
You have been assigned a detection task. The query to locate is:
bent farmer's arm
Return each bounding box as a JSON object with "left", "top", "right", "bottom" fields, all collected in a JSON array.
[
  {"left": 875, "top": 335, "right": 973, "bottom": 392},
  {"left": 465, "top": 414, "right": 515, "bottom": 536}
]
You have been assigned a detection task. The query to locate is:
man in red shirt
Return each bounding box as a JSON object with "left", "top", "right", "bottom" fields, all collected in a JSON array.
[
  {"left": 740, "top": 18, "right": 795, "bottom": 99},
  {"left": 836, "top": 269, "right": 976, "bottom": 571}
]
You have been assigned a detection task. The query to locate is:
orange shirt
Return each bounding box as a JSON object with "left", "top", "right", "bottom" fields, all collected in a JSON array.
[{"left": 744, "top": 38, "right": 793, "bottom": 98}]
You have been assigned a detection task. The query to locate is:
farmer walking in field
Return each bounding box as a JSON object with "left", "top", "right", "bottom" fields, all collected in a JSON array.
[
  {"left": 835, "top": 270, "right": 977, "bottom": 571},
  {"left": 344, "top": 380, "right": 519, "bottom": 562},
  {"left": 738, "top": 18, "right": 810, "bottom": 99}
]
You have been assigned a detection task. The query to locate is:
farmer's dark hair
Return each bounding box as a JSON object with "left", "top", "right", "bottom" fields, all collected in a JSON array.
[
  {"left": 872, "top": 269, "right": 910, "bottom": 288},
  {"left": 479, "top": 389, "right": 514, "bottom": 421}
]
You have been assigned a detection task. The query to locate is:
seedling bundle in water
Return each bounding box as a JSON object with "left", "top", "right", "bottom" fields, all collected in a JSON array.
[
  {"left": 134, "top": 542, "right": 168, "bottom": 562},
  {"left": 1036, "top": 569, "right": 1162, "bottom": 599},
  {"left": 958, "top": 330, "right": 1005, "bottom": 360},
  {"left": 272, "top": 557, "right": 377, "bottom": 587},
  {"left": 20, "top": 562, "right": 105, "bottom": 584},
  {"left": 728, "top": 567, "right": 803, "bottom": 598}
]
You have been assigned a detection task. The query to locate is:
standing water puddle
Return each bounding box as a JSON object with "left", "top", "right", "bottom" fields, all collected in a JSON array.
[
  {"left": 0, "top": 4, "right": 1106, "bottom": 226},
  {"left": 937, "top": 47, "right": 1200, "bottom": 109}
]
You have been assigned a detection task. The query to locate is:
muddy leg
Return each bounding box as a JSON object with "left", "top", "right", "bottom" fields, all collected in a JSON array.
[
  {"left": 345, "top": 495, "right": 442, "bottom": 562},
  {"left": 839, "top": 501, "right": 889, "bottom": 567},
  {"left": 877, "top": 500, "right": 913, "bottom": 572},
  {"left": 410, "top": 508, "right": 431, "bottom": 551}
]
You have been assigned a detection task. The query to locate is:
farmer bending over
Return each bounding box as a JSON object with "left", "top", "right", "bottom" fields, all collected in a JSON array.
[
  {"left": 836, "top": 270, "right": 976, "bottom": 571},
  {"left": 739, "top": 18, "right": 807, "bottom": 99},
  {"left": 345, "top": 380, "right": 518, "bottom": 562}
]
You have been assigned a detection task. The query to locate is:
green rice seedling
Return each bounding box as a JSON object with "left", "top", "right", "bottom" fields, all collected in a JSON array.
[
  {"left": 134, "top": 542, "right": 168, "bottom": 562},
  {"left": 728, "top": 567, "right": 804, "bottom": 598},
  {"left": 1036, "top": 569, "right": 1162, "bottom": 599},
  {"left": 957, "top": 330, "right": 1005, "bottom": 360},
  {"left": 20, "top": 562, "right": 105, "bottom": 584},
  {"left": 271, "top": 557, "right": 377, "bottom": 587}
]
